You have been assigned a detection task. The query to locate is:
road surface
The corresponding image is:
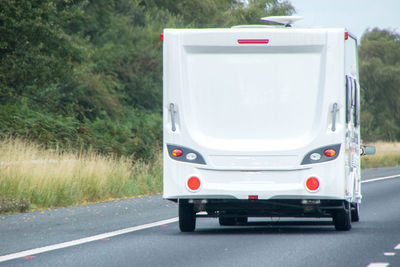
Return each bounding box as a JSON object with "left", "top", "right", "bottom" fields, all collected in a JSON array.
[{"left": 1, "top": 166, "right": 400, "bottom": 267}]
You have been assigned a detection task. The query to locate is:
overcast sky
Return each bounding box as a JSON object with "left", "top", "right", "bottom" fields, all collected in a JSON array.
[{"left": 288, "top": 0, "right": 400, "bottom": 40}]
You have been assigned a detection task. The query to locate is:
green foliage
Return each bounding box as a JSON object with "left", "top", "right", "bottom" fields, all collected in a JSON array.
[
  {"left": 0, "top": 0, "right": 86, "bottom": 105},
  {"left": 141, "top": 0, "right": 293, "bottom": 27},
  {"left": 0, "top": 100, "right": 80, "bottom": 148},
  {"left": 359, "top": 29, "right": 400, "bottom": 141},
  {"left": 0, "top": 0, "right": 294, "bottom": 159}
]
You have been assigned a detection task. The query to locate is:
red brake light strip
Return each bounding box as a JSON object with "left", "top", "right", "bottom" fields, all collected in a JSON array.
[{"left": 238, "top": 39, "right": 269, "bottom": 44}]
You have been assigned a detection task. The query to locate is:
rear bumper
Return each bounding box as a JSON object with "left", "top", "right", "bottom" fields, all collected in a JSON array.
[{"left": 169, "top": 198, "right": 348, "bottom": 218}]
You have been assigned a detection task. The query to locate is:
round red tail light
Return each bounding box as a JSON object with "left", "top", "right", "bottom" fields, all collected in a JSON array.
[
  {"left": 171, "top": 148, "right": 183, "bottom": 157},
  {"left": 306, "top": 177, "right": 320, "bottom": 192},
  {"left": 187, "top": 176, "right": 201, "bottom": 191},
  {"left": 324, "top": 149, "right": 336, "bottom": 157}
]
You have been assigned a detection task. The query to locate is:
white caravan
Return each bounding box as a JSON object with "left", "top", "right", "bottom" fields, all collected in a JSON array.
[{"left": 163, "top": 17, "right": 373, "bottom": 232}]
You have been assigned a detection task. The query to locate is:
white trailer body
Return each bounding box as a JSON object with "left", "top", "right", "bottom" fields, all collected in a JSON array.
[{"left": 163, "top": 26, "right": 361, "bottom": 231}]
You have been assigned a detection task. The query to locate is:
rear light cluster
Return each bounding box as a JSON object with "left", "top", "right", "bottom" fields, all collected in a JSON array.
[
  {"left": 301, "top": 144, "right": 341, "bottom": 165},
  {"left": 167, "top": 144, "right": 206, "bottom": 165},
  {"left": 172, "top": 148, "right": 198, "bottom": 161}
]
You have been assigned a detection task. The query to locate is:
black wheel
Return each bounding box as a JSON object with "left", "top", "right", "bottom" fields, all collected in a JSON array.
[
  {"left": 179, "top": 201, "right": 196, "bottom": 232},
  {"left": 332, "top": 202, "right": 352, "bottom": 231},
  {"left": 351, "top": 203, "right": 360, "bottom": 222}
]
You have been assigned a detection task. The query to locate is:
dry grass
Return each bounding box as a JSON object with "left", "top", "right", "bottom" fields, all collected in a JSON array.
[
  {"left": 361, "top": 142, "right": 400, "bottom": 169},
  {"left": 1, "top": 138, "right": 396, "bottom": 213},
  {"left": 0, "top": 138, "right": 162, "bottom": 213}
]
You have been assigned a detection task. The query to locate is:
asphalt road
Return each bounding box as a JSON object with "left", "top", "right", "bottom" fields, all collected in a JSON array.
[{"left": 1, "top": 166, "right": 400, "bottom": 267}]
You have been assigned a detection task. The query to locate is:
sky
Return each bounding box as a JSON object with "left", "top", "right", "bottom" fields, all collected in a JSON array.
[{"left": 287, "top": 0, "right": 400, "bottom": 40}]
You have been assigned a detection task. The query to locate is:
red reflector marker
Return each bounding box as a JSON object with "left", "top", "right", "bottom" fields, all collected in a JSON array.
[
  {"left": 171, "top": 148, "right": 183, "bottom": 157},
  {"left": 324, "top": 149, "right": 336, "bottom": 157},
  {"left": 306, "top": 177, "right": 320, "bottom": 192},
  {"left": 160, "top": 33, "right": 164, "bottom": 42},
  {"left": 345, "top": 32, "right": 349, "bottom": 40},
  {"left": 187, "top": 176, "right": 201, "bottom": 191},
  {"left": 238, "top": 39, "right": 269, "bottom": 44},
  {"left": 248, "top": 195, "right": 258, "bottom": 200}
]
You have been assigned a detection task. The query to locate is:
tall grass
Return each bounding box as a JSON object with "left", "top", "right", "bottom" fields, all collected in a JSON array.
[
  {"left": 0, "top": 139, "right": 162, "bottom": 212},
  {"left": 361, "top": 142, "right": 400, "bottom": 169},
  {"left": 1, "top": 138, "right": 397, "bottom": 213}
]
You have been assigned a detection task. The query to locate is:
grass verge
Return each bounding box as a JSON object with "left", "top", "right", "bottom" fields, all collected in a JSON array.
[
  {"left": 0, "top": 138, "right": 162, "bottom": 213},
  {"left": 1, "top": 139, "right": 398, "bottom": 214},
  {"left": 361, "top": 142, "right": 400, "bottom": 169}
]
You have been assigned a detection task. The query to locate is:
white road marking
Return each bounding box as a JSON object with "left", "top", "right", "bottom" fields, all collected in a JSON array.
[
  {"left": 366, "top": 263, "right": 389, "bottom": 267},
  {"left": 0, "top": 217, "right": 178, "bottom": 263},
  {"left": 362, "top": 174, "right": 400, "bottom": 184},
  {"left": 1, "top": 173, "right": 400, "bottom": 263},
  {"left": 363, "top": 174, "right": 400, "bottom": 267},
  {"left": 384, "top": 252, "right": 396, "bottom": 256}
]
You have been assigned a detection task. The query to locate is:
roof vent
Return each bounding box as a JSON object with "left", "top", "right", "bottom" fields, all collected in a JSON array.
[{"left": 260, "top": 16, "right": 303, "bottom": 27}]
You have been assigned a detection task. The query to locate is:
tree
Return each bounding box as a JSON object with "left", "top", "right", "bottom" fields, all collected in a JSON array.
[
  {"left": 0, "top": 0, "right": 86, "bottom": 107},
  {"left": 0, "top": 0, "right": 295, "bottom": 158},
  {"left": 359, "top": 29, "right": 400, "bottom": 141},
  {"left": 140, "top": 0, "right": 294, "bottom": 27}
]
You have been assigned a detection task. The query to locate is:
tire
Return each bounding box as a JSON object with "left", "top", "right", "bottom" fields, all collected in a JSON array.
[
  {"left": 351, "top": 203, "right": 360, "bottom": 222},
  {"left": 333, "top": 202, "right": 352, "bottom": 231},
  {"left": 179, "top": 201, "right": 196, "bottom": 232}
]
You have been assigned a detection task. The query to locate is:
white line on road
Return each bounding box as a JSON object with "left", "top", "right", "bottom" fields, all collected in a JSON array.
[
  {"left": 362, "top": 174, "right": 400, "bottom": 184},
  {"left": 384, "top": 252, "right": 396, "bottom": 256},
  {"left": 1, "top": 172, "right": 400, "bottom": 263},
  {"left": 366, "top": 263, "right": 389, "bottom": 267},
  {"left": 0, "top": 217, "right": 178, "bottom": 263}
]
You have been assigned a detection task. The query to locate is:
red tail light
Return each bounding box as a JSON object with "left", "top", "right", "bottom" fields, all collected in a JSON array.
[
  {"left": 238, "top": 39, "right": 269, "bottom": 44},
  {"left": 171, "top": 148, "right": 183, "bottom": 157},
  {"left": 248, "top": 195, "right": 258, "bottom": 200},
  {"left": 187, "top": 176, "right": 201, "bottom": 191},
  {"left": 160, "top": 33, "right": 164, "bottom": 42},
  {"left": 345, "top": 32, "right": 349, "bottom": 40},
  {"left": 324, "top": 149, "right": 336, "bottom": 157},
  {"left": 306, "top": 177, "right": 320, "bottom": 192}
]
